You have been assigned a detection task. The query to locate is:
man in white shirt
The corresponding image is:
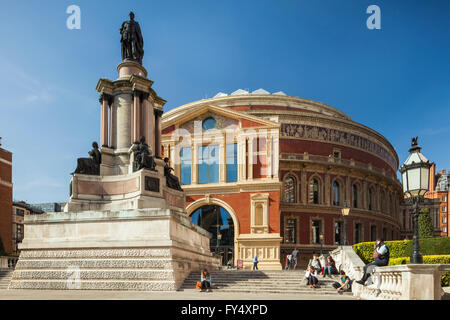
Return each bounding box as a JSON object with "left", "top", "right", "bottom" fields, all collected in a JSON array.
[{"left": 355, "top": 238, "right": 390, "bottom": 285}]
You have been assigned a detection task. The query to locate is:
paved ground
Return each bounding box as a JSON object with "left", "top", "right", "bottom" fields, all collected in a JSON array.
[
  {"left": 1, "top": 287, "right": 447, "bottom": 300},
  {"left": 0, "top": 288, "right": 355, "bottom": 300}
]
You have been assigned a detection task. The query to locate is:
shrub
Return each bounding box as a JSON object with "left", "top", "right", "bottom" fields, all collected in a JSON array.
[
  {"left": 388, "top": 255, "right": 450, "bottom": 286},
  {"left": 419, "top": 208, "right": 434, "bottom": 238},
  {"left": 353, "top": 237, "right": 450, "bottom": 264}
]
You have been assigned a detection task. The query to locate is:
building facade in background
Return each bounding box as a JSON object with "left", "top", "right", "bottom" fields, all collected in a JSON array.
[
  {"left": 0, "top": 140, "right": 13, "bottom": 254},
  {"left": 12, "top": 201, "right": 43, "bottom": 254},
  {"left": 161, "top": 90, "right": 403, "bottom": 269},
  {"left": 30, "top": 202, "right": 66, "bottom": 213},
  {"left": 426, "top": 165, "right": 449, "bottom": 237}
]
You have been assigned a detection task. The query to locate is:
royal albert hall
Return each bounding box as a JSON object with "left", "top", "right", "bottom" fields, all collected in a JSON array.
[{"left": 161, "top": 89, "right": 402, "bottom": 270}]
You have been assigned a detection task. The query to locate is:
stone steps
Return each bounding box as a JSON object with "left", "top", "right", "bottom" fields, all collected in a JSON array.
[
  {"left": 0, "top": 271, "right": 13, "bottom": 290},
  {"left": 179, "top": 271, "right": 348, "bottom": 295}
]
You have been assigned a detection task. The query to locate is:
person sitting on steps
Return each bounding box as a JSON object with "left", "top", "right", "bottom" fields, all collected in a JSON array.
[
  {"left": 323, "top": 255, "right": 338, "bottom": 278},
  {"left": 305, "top": 266, "right": 319, "bottom": 288},
  {"left": 332, "top": 270, "right": 351, "bottom": 294},
  {"left": 200, "top": 269, "right": 212, "bottom": 292},
  {"left": 307, "top": 253, "right": 322, "bottom": 277},
  {"left": 355, "top": 237, "right": 390, "bottom": 286}
]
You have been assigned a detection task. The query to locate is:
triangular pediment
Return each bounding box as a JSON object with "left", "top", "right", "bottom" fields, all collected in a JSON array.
[{"left": 162, "top": 104, "right": 279, "bottom": 134}]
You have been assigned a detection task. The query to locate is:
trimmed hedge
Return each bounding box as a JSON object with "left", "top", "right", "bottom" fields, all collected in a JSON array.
[
  {"left": 353, "top": 237, "right": 450, "bottom": 264},
  {"left": 388, "top": 255, "right": 450, "bottom": 286}
]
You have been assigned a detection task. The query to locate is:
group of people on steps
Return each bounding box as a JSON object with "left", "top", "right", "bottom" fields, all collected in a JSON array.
[{"left": 196, "top": 238, "right": 389, "bottom": 295}]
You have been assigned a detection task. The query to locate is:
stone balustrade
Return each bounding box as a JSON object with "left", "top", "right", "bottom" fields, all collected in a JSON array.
[
  {"left": 0, "top": 256, "right": 18, "bottom": 270},
  {"left": 330, "top": 246, "right": 450, "bottom": 300},
  {"left": 280, "top": 152, "right": 399, "bottom": 186}
]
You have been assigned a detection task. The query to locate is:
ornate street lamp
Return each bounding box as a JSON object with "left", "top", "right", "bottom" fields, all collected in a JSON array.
[
  {"left": 341, "top": 202, "right": 350, "bottom": 246},
  {"left": 399, "top": 137, "right": 432, "bottom": 264}
]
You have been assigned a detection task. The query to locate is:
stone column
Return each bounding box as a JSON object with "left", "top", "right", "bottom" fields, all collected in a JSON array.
[
  {"left": 238, "top": 136, "right": 246, "bottom": 181},
  {"left": 267, "top": 133, "right": 272, "bottom": 179},
  {"left": 272, "top": 133, "right": 279, "bottom": 180},
  {"left": 110, "top": 101, "right": 117, "bottom": 149},
  {"left": 301, "top": 166, "right": 307, "bottom": 204},
  {"left": 144, "top": 98, "right": 154, "bottom": 153},
  {"left": 100, "top": 94, "right": 110, "bottom": 147},
  {"left": 346, "top": 175, "right": 351, "bottom": 206},
  {"left": 363, "top": 180, "right": 368, "bottom": 209},
  {"left": 115, "top": 93, "right": 132, "bottom": 149},
  {"left": 132, "top": 91, "right": 141, "bottom": 144},
  {"left": 248, "top": 137, "right": 253, "bottom": 180},
  {"left": 154, "top": 109, "right": 163, "bottom": 158},
  {"left": 220, "top": 135, "right": 226, "bottom": 183},
  {"left": 170, "top": 144, "right": 177, "bottom": 175},
  {"left": 325, "top": 172, "right": 331, "bottom": 206},
  {"left": 192, "top": 141, "right": 198, "bottom": 184}
]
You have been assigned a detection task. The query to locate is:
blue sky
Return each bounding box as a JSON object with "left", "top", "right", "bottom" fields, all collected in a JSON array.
[{"left": 0, "top": 0, "right": 449, "bottom": 203}]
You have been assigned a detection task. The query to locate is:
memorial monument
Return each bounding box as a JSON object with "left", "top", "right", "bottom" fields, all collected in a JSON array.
[{"left": 9, "top": 13, "right": 220, "bottom": 291}]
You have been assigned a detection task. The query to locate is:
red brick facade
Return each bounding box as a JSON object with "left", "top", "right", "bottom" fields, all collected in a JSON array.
[{"left": 0, "top": 148, "right": 13, "bottom": 254}]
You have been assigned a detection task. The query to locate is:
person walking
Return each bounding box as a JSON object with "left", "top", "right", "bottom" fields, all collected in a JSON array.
[
  {"left": 200, "top": 269, "right": 212, "bottom": 292},
  {"left": 253, "top": 255, "right": 259, "bottom": 270},
  {"left": 355, "top": 238, "right": 389, "bottom": 285},
  {"left": 291, "top": 248, "right": 299, "bottom": 270}
]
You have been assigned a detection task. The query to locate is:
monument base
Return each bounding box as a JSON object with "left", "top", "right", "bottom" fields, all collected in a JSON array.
[{"left": 10, "top": 209, "right": 221, "bottom": 290}]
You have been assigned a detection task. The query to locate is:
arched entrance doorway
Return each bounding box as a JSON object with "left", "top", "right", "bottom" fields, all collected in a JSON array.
[{"left": 190, "top": 205, "right": 234, "bottom": 266}]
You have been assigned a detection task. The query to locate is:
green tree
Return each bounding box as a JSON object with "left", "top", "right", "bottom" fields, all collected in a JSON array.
[{"left": 419, "top": 208, "right": 434, "bottom": 238}]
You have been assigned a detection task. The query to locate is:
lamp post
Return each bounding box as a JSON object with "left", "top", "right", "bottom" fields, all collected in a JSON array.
[
  {"left": 399, "top": 137, "right": 432, "bottom": 264},
  {"left": 341, "top": 202, "right": 350, "bottom": 246}
]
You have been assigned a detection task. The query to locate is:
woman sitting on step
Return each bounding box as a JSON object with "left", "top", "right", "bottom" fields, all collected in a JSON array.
[
  {"left": 305, "top": 266, "right": 319, "bottom": 288},
  {"left": 332, "top": 270, "right": 351, "bottom": 294},
  {"left": 200, "top": 269, "right": 212, "bottom": 292}
]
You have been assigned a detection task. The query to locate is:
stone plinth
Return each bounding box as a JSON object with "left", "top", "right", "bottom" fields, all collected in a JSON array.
[
  {"left": 117, "top": 60, "right": 148, "bottom": 78},
  {"left": 10, "top": 209, "right": 221, "bottom": 291},
  {"left": 68, "top": 162, "right": 184, "bottom": 214},
  {"left": 236, "top": 233, "right": 283, "bottom": 270}
]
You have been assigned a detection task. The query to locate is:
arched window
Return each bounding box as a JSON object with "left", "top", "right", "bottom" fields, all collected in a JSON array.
[
  {"left": 333, "top": 181, "right": 341, "bottom": 206},
  {"left": 353, "top": 184, "right": 358, "bottom": 208},
  {"left": 308, "top": 178, "right": 321, "bottom": 204},
  {"left": 284, "top": 176, "right": 296, "bottom": 203},
  {"left": 313, "top": 179, "right": 320, "bottom": 204}
]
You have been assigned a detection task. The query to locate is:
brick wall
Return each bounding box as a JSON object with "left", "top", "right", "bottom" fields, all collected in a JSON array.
[
  {"left": 186, "top": 191, "right": 280, "bottom": 234},
  {"left": 0, "top": 148, "right": 13, "bottom": 254}
]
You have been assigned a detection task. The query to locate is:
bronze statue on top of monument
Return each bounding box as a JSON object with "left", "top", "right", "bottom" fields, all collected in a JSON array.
[{"left": 120, "top": 11, "right": 144, "bottom": 64}]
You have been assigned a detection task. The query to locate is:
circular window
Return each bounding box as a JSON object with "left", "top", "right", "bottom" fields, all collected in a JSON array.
[{"left": 202, "top": 117, "right": 216, "bottom": 131}]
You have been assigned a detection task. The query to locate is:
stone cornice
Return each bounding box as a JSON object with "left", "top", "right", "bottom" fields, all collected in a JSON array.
[
  {"left": 182, "top": 180, "right": 281, "bottom": 195},
  {"left": 162, "top": 103, "right": 280, "bottom": 130},
  {"left": 163, "top": 94, "right": 351, "bottom": 121}
]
